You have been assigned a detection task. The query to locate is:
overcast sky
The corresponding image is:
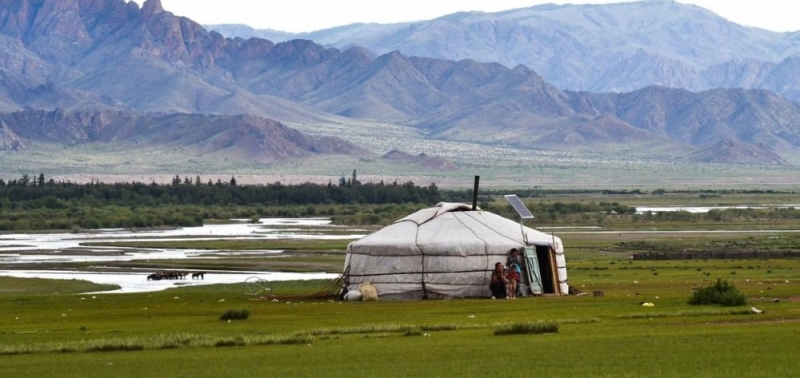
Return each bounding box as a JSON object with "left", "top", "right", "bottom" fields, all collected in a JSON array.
[{"left": 130, "top": 1, "right": 800, "bottom": 33}]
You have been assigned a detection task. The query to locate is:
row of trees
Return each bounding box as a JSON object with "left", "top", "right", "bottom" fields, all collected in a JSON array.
[
  {"left": 0, "top": 174, "right": 441, "bottom": 209},
  {"left": 3, "top": 172, "right": 797, "bottom": 231},
  {"left": 0, "top": 173, "right": 443, "bottom": 231}
]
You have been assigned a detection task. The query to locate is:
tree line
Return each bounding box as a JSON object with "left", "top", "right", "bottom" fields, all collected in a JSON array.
[
  {"left": 0, "top": 173, "right": 441, "bottom": 208},
  {"left": 0, "top": 173, "right": 442, "bottom": 231},
  {"left": 3, "top": 173, "right": 798, "bottom": 231}
]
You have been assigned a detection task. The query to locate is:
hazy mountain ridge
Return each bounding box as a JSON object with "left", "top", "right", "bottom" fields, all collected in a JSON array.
[
  {"left": 0, "top": 108, "right": 368, "bottom": 162},
  {"left": 207, "top": 1, "right": 800, "bottom": 100},
  {"left": 0, "top": 0, "right": 345, "bottom": 125},
  {"left": 0, "top": 0, "right": 796, "bottom": 166}
]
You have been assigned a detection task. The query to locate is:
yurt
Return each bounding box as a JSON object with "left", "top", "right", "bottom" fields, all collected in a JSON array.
[{"left": 343, "top": 203, "right": 568, "bottom": 300}]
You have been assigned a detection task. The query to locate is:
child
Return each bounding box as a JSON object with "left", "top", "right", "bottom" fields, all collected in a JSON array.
[{"left": 506, "top": 263, "right": 520, "bottom": 299}]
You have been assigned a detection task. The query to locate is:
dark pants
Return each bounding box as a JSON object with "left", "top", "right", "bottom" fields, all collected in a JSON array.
[{"left": 490, "top": 282, "right": 507, "bottom": 298}]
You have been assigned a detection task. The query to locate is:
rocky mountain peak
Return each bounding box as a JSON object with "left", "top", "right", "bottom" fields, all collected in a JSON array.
[
  {"left": 139, "top": 0, "right": 164, "bottom": 18},
  {"left": 0, "top": 0, "right": 92, "bottom": 54}
]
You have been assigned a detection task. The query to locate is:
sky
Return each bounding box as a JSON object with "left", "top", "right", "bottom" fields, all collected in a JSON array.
[{"left": 130, "top": 0, "right": 800, "bottom": 33}]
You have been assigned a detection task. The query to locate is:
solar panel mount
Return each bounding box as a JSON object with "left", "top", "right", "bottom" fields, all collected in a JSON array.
[{"left": 504, "top": 194, "right": 534, "bottom": 219}]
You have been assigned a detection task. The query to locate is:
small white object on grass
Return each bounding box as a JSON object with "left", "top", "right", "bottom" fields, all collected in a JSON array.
[
  {"left": 750, "top": 307, "right": 764, "bottom": 314},
  {"left": 219, "top": 299, "right": 225, "bottom": 302},
  {"left": 467, "top": 315, "right": 475, "bottom": 318}
]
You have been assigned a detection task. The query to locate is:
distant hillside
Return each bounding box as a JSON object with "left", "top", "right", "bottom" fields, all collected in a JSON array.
[
  {"left": 0, "top": 0, "right": 797, "bottom": 168},
  {"left": 0, "top": 0, "right": 345, "bottom": 125},
  {"left": 0, "top": 109, "right": 368, "bottom": 162},
  {"left": 382, "top": 150, "right": 457, "bottom": 171},
  {"left": 685, "top": 139, "right": 790, "bottom": 166},
  {"left": 208, "top": 1, "right": 800, "bottom": 100}
]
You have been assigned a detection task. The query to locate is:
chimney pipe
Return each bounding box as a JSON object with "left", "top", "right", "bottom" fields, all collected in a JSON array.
[{"left": 472, "top": 176, "right": 480, "bottom": 210}]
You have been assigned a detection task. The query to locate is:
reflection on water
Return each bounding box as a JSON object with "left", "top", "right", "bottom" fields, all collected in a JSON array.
[
  {"left": 636, "top": 204, "right": 800, "bottom": 214},
  {"left": 0, "top": 218, "right": 361, "bottom": 293}
]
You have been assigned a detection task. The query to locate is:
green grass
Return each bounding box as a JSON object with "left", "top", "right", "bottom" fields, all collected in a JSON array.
[
  {"left": 0, "top": 277, "right": 119, "bottom": 294},
  {"left": 1, "top": 255, "right": 799, "bottom": 377},
  {"left": 3, "top": 202, "right": 800, "bottom": 377}
]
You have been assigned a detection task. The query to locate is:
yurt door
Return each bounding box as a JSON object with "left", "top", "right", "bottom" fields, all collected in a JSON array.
[{"left": 523, "top": 247, "right": 543, "bottom": 295}]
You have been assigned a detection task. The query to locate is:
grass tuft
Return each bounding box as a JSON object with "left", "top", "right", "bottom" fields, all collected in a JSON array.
[
  {"left": 494, "top": 322, "right": 559, "bottom": 336},
  {"left": 220, "top": 309, "right": 250, "bottom": 321},
  {"left": 85, "top": 339, "right": 145, "bottom": 352},
  {"left": 618, "top": 309, "right": 755, "bottom": 319},
  {"left": 247, "top": 334, "right": 314, "bottom": 345},
  {"left": 214, "top": 337, "right": 245, "bottom": 347}
]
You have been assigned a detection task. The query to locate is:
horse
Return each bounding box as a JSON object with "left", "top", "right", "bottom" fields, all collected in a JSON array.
[
  {"left": 191, "top": 271, "right": 205, "bottom": 280},
  {"left": 147, "top": 273, "right": 162, "bottom": 281}
]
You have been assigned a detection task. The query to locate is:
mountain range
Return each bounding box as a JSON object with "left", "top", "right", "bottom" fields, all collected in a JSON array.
[
  {"left": 0, "top": 0, "right": 799, "bottom": 169},
  {"left": 209, "top": 1, "right": 800, "bottom": 101}
]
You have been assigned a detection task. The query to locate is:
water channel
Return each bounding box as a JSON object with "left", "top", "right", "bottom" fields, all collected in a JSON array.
[
  {"left": 3, "top": 207, "right": 798, "bottom": 293},
  {"left": 0, "top": 218, "right": 363, "bottom": 293}
]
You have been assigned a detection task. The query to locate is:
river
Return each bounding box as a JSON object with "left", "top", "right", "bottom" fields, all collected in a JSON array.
[{"left": 0, "top": 218, "right": 363, "bottom": 293}]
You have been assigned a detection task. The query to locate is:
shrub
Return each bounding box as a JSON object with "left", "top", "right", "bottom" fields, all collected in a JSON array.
[
  {"left": 219, "top": 309, "right": 250, "bottom": 321},
  {"left": 689, "top": 279, "right": 746, "bottom": 307},
  {"left": 214, "top": 337, "right": 245, "bottom": 347},
  {"left": 494, "top": 322, "right": 559, "bottom": 336}
]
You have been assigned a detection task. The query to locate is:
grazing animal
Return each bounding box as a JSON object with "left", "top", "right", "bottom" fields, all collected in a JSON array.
[
  {"left": 192, "top": 272, "right": 205, "bottom": 280},
  {"left": 593, "top": 290, "right": 604, "bottom": 297},
  {"left": 147, "top": 273, "right": 161, "bottom": 281}
]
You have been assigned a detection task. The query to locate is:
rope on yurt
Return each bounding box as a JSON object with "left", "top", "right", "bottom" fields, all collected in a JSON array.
[
  {"left": 414, "top": 222, "right": 428, "bottom": 299},
  {"left": 462, "top": 212, "right": 527, "bottom": 246},
  {"left": 305, "top": 266, "right": 350, "bottom": 299},
  {"left": 452, "top": 212, "right": 492, "bottom": 285}
]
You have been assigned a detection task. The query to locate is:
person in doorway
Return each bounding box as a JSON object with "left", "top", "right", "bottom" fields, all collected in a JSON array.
[
  {"left": 507, "top": 248, "right": 524, "bottom": 296},
  {"left": 489, "top": 262, "right": 508, "bottom": 299},
  {"left": 506, "top": 262, "right": 520, "bottom": 299}
]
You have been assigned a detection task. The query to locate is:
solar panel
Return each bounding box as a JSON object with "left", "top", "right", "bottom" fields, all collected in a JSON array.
[{"left": 504, "top": 194, "right": 534, "bottom": 219}]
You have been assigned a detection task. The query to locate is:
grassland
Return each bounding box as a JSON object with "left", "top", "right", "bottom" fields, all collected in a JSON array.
[
  {"left": 1, "top": 245, "right": 799, "bottom": 377},
  {"left": 2, "top": 192, "right": 800, "bottom": 377},
  {"left": 5, "top": 139, "right": 800, "bottom": 190}
]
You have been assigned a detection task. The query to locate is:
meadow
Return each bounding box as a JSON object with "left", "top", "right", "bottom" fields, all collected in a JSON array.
[
  {"left": 2, "top": 244, "right": 799, "bottom": 377},
  {"left": 2, "top": 191, "right": 800, "bottom": 377}
]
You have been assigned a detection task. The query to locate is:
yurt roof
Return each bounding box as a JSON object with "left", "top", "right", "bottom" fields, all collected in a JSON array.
[{"left": 349, "top": 202, "right": 562, "bottom": 254}]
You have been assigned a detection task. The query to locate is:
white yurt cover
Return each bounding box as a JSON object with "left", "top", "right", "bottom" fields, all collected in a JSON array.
[{"left": 344, "top": 203, "right": 567, "bottom": 300}]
